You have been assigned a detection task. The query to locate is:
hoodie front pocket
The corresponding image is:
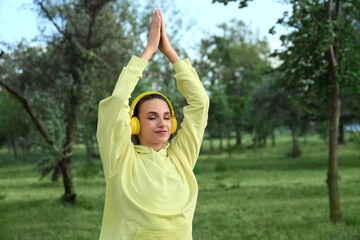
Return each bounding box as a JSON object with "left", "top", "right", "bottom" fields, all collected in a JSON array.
[{"left": 133, "top": 228, "right": 191, "bottom": 240}]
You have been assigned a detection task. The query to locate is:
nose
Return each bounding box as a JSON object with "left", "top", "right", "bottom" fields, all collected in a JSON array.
[{"left": 158, "top": 118, "right": 166, "bottom": 127}]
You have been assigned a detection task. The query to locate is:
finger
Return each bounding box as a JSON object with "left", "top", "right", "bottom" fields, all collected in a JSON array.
[
  {"left": 158, "top": 10, "right": 163, "bottom": 33},
  {"left": 155, "top": 10, "right": 161, "bottom": 30},
  {"left": 148, "top": 11, "right": 161, "bottom": 42},
  {"left": 150, "top": 11, "right": 160, "bottom": 33},
  {"left": 150, "top": 10, "right": 157, "bottom": 26},
  {"left": 158, "top": 10, "right": 166, "bottom": 35}
]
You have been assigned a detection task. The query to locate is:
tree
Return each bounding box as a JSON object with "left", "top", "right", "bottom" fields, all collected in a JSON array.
[
  {"left": 194, "top": 39, "right": 230, "bottom": 152},
  {"left": 0, "top": 0, "right": 141, "bottom": 203},
  {"left": 275, "top": 0, "right": 360, "bottom": 224},
  {"left": 0, "top": 0, "right": 193, "bottom": 203},
  {"left": 0, "top": 91, "right": 34, "bottom": 161},
  {"left": 246, "top": 74, "right": 310, "bottom": 157},
  {"left": 213, "top": 0, "right": 360, "bottom": 224},
  {"left": 200, "top": 19, "right": 271, "bottom": 148}
]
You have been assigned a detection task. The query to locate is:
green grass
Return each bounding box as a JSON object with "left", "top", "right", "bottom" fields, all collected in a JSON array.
[{"left": 0, "top": 133, "right": 360, "bottom": 240}]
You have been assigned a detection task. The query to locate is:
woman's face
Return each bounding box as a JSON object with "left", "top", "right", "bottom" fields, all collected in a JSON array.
[{"left": 137, "top": 98, "right": 172, "bottom": 151}]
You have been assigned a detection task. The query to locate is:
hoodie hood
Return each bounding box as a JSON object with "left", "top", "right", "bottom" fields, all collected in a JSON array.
[{"left": 134, "top": 142, "right": 170, "bottom": 158}]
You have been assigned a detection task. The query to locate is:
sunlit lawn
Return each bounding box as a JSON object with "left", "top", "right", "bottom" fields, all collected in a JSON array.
[{"left": 0, "top": 132, "right": 359, "bottom": 239}]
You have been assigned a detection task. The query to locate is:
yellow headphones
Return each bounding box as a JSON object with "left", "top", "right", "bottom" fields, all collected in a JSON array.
[{"left": 129, "top": 91, "right": 177, "bottom": 135}]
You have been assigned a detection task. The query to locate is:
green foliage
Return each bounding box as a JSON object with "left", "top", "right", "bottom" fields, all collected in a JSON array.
[
  {"left": 352, "top": 131, "right": 360, "bottom": 145},
  {"left": 1, "top": 0, "right": 191, "bottom": 199},
  {"left": 29, "top": 95, "right": 68, "bottom": 179},
  {"left": 213, "top": 0, "right": 253, "bottom": 8},
  {"left": 271, "top": 1, "right": 360, "bottom": 117},
  {"left": 0, "top": 91, "right": 34, "bottom": 159},
  {"left": 197, "top": 19, "right": 271, "bottom": 147},
  {"left": 316, "top": 121, "right": 329, "bottom": 143}
]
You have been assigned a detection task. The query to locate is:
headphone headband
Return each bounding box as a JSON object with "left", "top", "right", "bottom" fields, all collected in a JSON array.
[{"left": 129, "top": 91, "right": 175, "bottom": 117}]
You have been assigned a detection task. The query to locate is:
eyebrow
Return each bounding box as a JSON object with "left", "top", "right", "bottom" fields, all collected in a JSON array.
[{"left": 146, "top": 111, "right": 171, "bottom": 115}]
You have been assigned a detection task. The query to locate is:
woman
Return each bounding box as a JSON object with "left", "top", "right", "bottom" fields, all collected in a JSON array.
[{"left": 96, "top": 9, "right": 209, "bottom": 240}]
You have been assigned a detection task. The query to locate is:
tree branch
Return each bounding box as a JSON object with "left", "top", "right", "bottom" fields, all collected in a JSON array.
[
  {"left": 327, "top": 0, "right": 338, "bottom": 69},
  {"left": 329, "top": 45, "right": 337, "bottom": 68},
  {"left": 36, "top": 0, "right": 70, "bottom": 41},
  {"left": 298, "top": 0, "right": 322, "bottom": 27},
  {"left": 0, "top": 80, "right": 53, "bottom": 145}
]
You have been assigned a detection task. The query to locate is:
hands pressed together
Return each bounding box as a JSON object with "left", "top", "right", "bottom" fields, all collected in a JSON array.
[{"left": 140, "top": 9, "right": 180, "bottom": 64}]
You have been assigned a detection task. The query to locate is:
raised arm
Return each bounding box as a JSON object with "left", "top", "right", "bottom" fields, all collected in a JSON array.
[
  {"left": 157, "top": 10, "right": 209, "bottom": 168},
  {"left": 96, "top": 11, "right": 161, "bottom": 177},
  {"left": 169, "top": 59, "right": 209, "bottom": 169}
]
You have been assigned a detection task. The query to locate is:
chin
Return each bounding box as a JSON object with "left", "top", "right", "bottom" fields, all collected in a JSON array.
[{"left": 154, "top": 135, "right": 170, "bottom": 144}]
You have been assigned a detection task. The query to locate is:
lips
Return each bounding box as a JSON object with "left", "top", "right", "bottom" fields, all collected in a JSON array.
[{"left": 155, "top": 130, "right": 168, "bottom": 135}]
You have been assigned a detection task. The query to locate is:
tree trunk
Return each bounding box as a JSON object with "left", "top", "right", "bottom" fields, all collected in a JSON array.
[
  {"left": 303, "top": 131, "right": 308, "bottom": 144},
  {"left": 326, "top": 0, "right": 342, "bottom": 224},
  {"left": 219, "top": 131, "right": 223, "bottom": 151},
  {"left": 10, "top": 133, "right": 18, "bottom": 160},
  {"left": 59, "top": 156, "right": 76, "bottom": 203},
  {"left": 217, "top": 120, "right": 222, "bottom": 151},
  {"left": 327, "top": 68, "right": 342, "bottom": 223},
  {"left": 59, "top": 85, "right": 79, "bottom": 203},
  {"left": 253, "top": 129, "right": 259, "bottom": 148},
  {"left": 349, "top": 131, "right": 353, "bottom": 142},
  {"left": 20, "top": 146, "right": 28, "bottom": 163},
  {"left": 290, "top": 123, "right": 300, "bottom": 158},
  {"left": 7, "top": 144, "right": 11, "bottom": 154},
  {"left": 262, "top": 135, "right": 266, "bottom": 147},
  {"left": 209, "top": 132, "right": 214, "bottom": 152},
  {"left": 60, "top": 126, "right": 77, "bottom": 201},
  {"left": 338, "top": 119, "right": 345, "bottom": 144},
  {"left": 51, "top": 163, "right": 61, "bottom": 181},
  {"left": 227, "top": 128, "right": 231, "bottom": 149},
  {"left": 271, "top": 130, "right": 276, "bottom": 147},
  {"left": 235, "top": 128, "right": 242, "bottom": 146},
  {"left": 85, "top": 138, "right": 92, "bottom": 163}
]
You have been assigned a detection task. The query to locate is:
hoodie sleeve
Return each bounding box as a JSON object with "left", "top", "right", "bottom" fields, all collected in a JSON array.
[
  {"left": 96, "top": 56, "right": 148, "bottom": 177},
  {"left": 169, "top": 58, "right": 210, "bottom": 169}
]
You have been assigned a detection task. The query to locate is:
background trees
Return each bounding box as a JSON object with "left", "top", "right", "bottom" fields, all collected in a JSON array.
[
  {"left": 0, "top": 91, "right": 33, "bottom": 161},
  {"left": 196, "top": 19, "right": 271, "bottom": 149},
  {"left": 0, "top": 0, "right": 359, "bottom": 226},
  {"left": 214, "top": 0, "right": 360, "bottom": 224},
  {"left": 0, "top": 0, "right": 192, "bottom": 202},
  {"left": 273, "top": 0, "right": 360, "bottom": 224},
  {"left": 1, "top": 0, "right": 145, "bottom": 202}
]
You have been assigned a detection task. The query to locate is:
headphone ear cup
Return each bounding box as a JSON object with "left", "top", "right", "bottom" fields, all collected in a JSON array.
[
  {"left": 131, "top": 117, "right": 140, "bottom": 135},
  {"left": 171, "top": 117, "right": 177, "bottom": 134}
]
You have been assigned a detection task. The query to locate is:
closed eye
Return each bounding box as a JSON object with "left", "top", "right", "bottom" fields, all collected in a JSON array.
[{"left": 146, "top": 111, "right": 172, "bottom": 120}]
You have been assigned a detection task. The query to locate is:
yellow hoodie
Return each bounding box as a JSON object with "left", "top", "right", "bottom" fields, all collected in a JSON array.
[{"left": 96, "top": 56, "right": 209, "bottom": 240}]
